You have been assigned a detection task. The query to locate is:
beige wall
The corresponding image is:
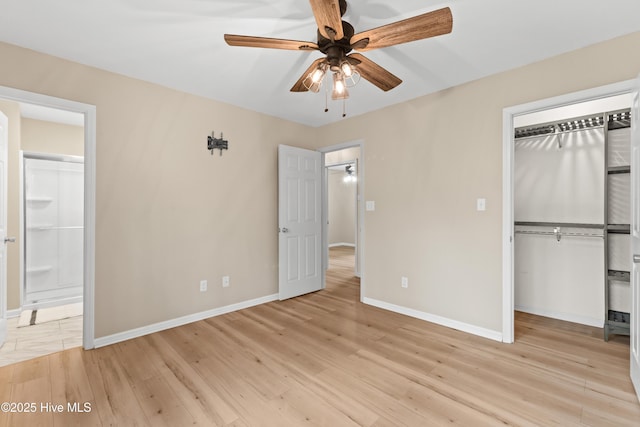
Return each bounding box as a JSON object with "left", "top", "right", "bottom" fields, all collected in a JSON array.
[
  {"left": 316, "top": 31, "right": 640, "bottom": 333},
  {"left": 0, "top": 41, "right": 317, "bottom": 338},
  {"left": 326, "top": 146, "right": 360, "bottom": 246},
  {"left": 328, "top": 170, "right": 356, "bottom": 245},
  {"left": 1, "top": 30, "right": 639, "bottom": 340},
  {"left": 21, "top": 118, "right": 84, "bottom": 156}
]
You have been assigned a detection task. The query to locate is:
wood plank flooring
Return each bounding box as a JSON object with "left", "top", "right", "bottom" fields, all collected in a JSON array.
[{"left": 0, "top": 245, "right": 638, "bottom": 426}]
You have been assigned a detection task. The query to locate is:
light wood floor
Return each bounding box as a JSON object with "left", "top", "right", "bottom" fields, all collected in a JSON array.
[{"left": 0, "top": 246, "right": 638, "bottom": 426}]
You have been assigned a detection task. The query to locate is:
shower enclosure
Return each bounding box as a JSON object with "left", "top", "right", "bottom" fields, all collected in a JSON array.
[{"left": 22, "top": 153, "right": 84, "bottom": 308}]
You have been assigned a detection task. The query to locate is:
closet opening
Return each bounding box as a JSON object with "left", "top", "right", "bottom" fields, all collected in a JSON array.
[{"left": 506, "top": 90, "right": 633, "bottom": 343}]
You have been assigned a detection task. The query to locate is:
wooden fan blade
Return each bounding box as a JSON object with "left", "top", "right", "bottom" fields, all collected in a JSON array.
[
  {"left": 350, "top": 7, "right": 452, "bottom": 52},
  {"left": 309, "top": 0, "right": 344, "bottom": 40},
  {"left": 224, "top": 34, "right": 318, "bottom": 51},
  {"left": 291, "top": 58, "right": 326, "bottom": 92},
  {"left": 348, "top": 53, "right": 402, "bottom": 91}
]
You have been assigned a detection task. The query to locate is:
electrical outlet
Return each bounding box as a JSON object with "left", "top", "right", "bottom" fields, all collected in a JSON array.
[
  {"left": 401, "top": 276, "right": 408, "bottom": 288},
  {"left": 200, "top": 280, "right": 208, "bottom": 292},
  {"left": 222, "top": 275, "right": 230, "bottom": 288}
]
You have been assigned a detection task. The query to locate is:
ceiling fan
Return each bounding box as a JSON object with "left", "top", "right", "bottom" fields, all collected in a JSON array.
[{"left": 224, "top": 0, "right": 453, "bottom": 100}]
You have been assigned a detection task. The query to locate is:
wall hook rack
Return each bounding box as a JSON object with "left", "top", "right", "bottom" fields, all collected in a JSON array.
[{"left": 207, "top": 132, "right": 228, "bottom": 156}]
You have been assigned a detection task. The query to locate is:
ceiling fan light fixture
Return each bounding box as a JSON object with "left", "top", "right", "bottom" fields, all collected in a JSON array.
[
  {"left": 308, "top": 80, "right": 322, "bottom": 93},
  {"left": 303, "top": 63, "right": 327, "bottom": 92},
  {"left": 331, "top": 72, "right": 349, "bottom": 100},
  {"left": 311, "top": 65, "right": 326, "bottom": 83},
  {"left": 340, "top": 61, "right": 353, "bottom": 77}
]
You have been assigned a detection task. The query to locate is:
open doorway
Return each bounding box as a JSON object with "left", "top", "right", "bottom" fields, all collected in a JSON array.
[
  {"left": 321, "top": 142, "right": 363, "bottom": 299},
  {"left": 0, "top": 103, "right": 84, "bottom": 367},
  {"left": 0, "top": 86, "right": 96, "bottom": 367}
]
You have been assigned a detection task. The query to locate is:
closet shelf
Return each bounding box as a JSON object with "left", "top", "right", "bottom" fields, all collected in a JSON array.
[
  {"left": 28, "top": 225, "right": 84, "bottom": 231},
  {"left": 514, "top": 221, "right": 603, "bottom": 229},
  {"left": 608, "top": 270, "right": 630, "bottom": 282},
  {"left": 26, "top": 197, "right": 53, "bottom": 203},
  {"left": 608, "top": 110, "right": 631, "bottom": 130},
  {"left": 608, "top": 309, "right": 630, "bottom": 322},
  {"left": 607, "top": 224, "right": 630, "bottom": 234},
  {"left": 607, "top": 165, "right": 630, "bottom": 174},
  {"left": 27, "top": 224, "right": 53, "bottom": 230},
  {"left": 26, "top": 265, "right": 53, "bottom": 274},
  {"left": 604, "top": 108, "right": 632, "bottom": 342},
  {"left": 606, "top": 320, "right": 630, "bottom": 335}
]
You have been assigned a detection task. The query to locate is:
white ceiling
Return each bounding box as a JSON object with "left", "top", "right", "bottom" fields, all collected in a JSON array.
[
  {"left": 20, "top": 102, "right": 85, "bottom": 127},
  {"left": 1, "top": 0, "right": 639, "bottom": 127}
]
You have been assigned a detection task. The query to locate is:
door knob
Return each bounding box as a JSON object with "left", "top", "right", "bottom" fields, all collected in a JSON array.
[
  {"left": 4, "top": 237, "right": 15, "bottom": 244},
  {"left": 634, "top": 254, "right": 640, "bottom": 264},
  {"left": 281, "top": 228, "right": 289, "bottom": 233}
]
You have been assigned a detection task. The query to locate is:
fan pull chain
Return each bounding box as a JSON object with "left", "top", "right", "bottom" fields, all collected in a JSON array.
[
  {"left": 324, "top": 90, "right": 329, "bottom": 113},
  {"left": 342, "top": 98, "right": 346, "bottom": 118}
]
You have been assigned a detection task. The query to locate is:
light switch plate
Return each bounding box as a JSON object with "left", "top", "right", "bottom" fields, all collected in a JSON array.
[
  {"left": 366, "top": 201, "right": 375, "bottom": 211},
  {"left": 477, "top": 198, "right": 486, "bottom": 211}
]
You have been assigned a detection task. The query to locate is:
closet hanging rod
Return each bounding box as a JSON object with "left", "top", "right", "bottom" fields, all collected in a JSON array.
[
  {"left": 515, "top": 221, "right": 604, "bottom": 229},
  {"left": 514, "top": 230, "right": 603, "bottom": 238}
]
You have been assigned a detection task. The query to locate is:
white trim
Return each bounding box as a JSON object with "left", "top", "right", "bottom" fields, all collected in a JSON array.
[
  {"left": 0, "top": 85, "right": 97, "bottom": 350},
  {"left": 18, "top": 151, "right": 24, "bottom": 311},
  {"left": 515, "top": 305, "right": 603, "bottom": 328},
  {"left": 502, "top": 107, "right": 514, "bottom": 343},
  {"left": 0, "top": 110, "right": 7, "bottom": 348},
  {"left": 5, "top": 308, "right": 21, "bottom": 318},
  {"left": 94, "top": 293, "right": 278, "bottom": 348},
  {"left": 363, "top": 297, "right": 503, "bottom": 342},
  {"left": 328, "top": 242, "right": 355, "bottom": 248},
  {"left": 502, "top": 79, "right": 635, "bottom": 344},
  {"left": 319, "top": 140, "right": 365, "bottom": 301}
]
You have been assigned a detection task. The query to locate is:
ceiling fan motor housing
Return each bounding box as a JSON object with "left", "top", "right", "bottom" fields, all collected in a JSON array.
[{"left": 317, "top": 20, "right": 354, "bottom": 67}]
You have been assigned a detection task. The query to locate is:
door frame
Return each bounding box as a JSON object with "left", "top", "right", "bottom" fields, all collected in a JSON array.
[
  {"left": 502, "top": 79, "right": 635, "bottom": 343},
  {"left": 319, "top": 140, "right": 365, "bottom": 301},
  {"left": 0, "top": 85, "right": 96, "bottom": 350},
  {"left": 0, "top": 111, "right": 7, "bottom": 347}
]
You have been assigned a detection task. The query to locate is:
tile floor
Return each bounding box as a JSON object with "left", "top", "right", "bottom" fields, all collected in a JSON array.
[{"left": 0, "top": 315, "right": 83, "bottom": 367}]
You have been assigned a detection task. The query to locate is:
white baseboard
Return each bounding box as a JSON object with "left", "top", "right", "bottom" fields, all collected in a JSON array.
[
  {"left": 328, "top": 242, "right": 355, "bottom": 248},
  {"left": 363, "top": 297, "right": 503, "bottom": 342},
  {"left": 0, "top": 318, "right": 5, "bottom": 344},
  {"left": 6, "top": 308, "right": 22, "bottom": 318},
  {"left": 515, "top": 305, "right": 604, "bottom": 328},
  {"left": 94, "top": 293, "right": 279, "bottom": 348}
]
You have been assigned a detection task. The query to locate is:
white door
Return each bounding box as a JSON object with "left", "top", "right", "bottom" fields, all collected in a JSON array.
[
  {"left": 278, "top": 145, "right": 322, "bottom": 300},
  {"left": 631, "top": 73, "right": 640, "bottom": 402},
  {"left": 0, "top": 112, "right": 8, "bottom": 348}
]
